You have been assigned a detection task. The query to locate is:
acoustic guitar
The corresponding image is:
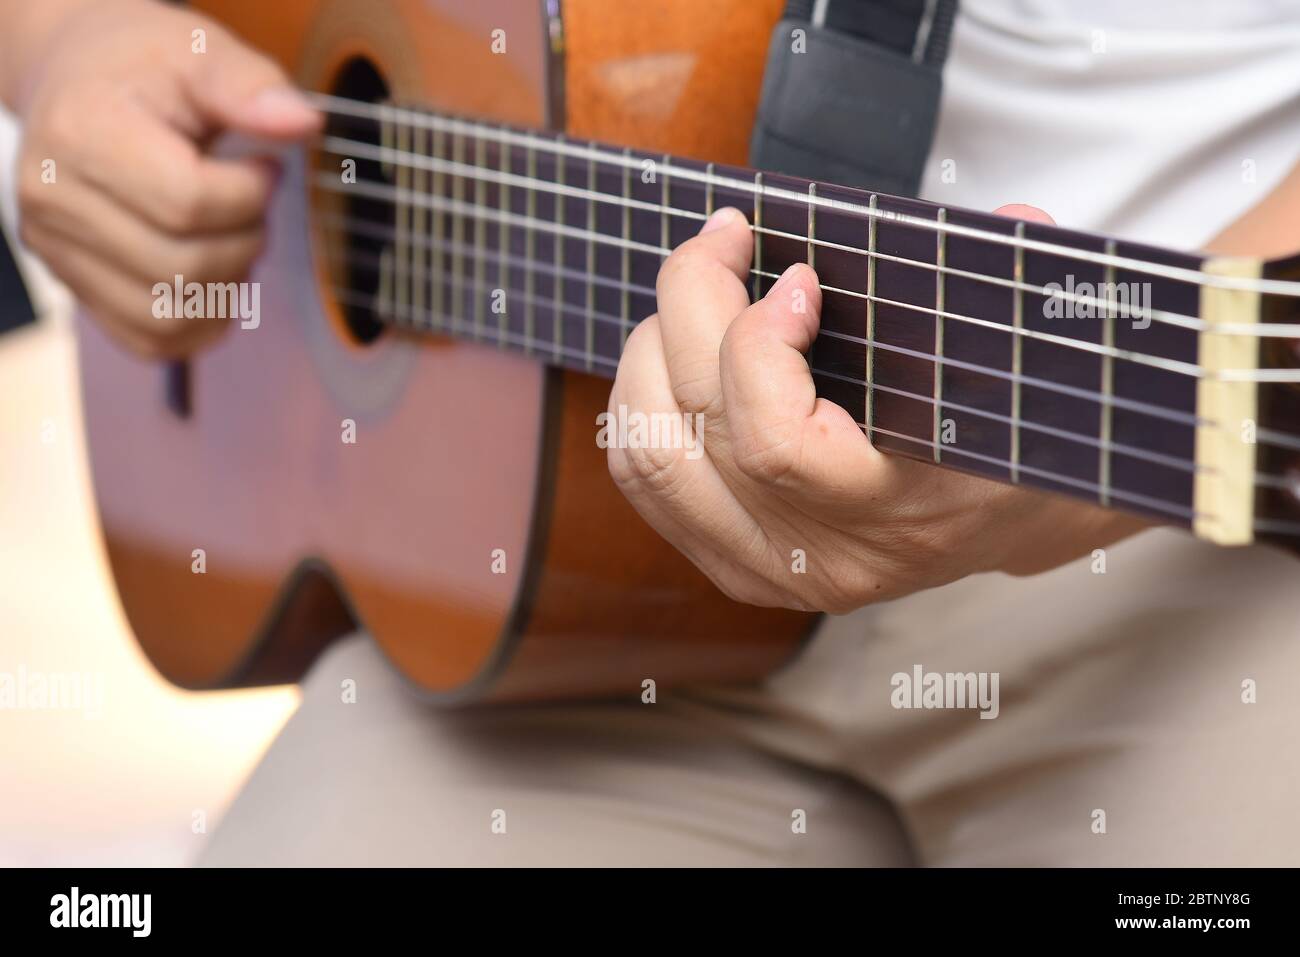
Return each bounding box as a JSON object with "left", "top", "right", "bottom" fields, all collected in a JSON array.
[{"left": 78, "top": 0, "right": 1300, "bottom": 703}]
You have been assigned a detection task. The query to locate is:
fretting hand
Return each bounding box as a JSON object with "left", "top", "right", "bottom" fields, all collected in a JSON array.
[{"left": 606, "top": 204, "right": 1147, "bottom": 613}]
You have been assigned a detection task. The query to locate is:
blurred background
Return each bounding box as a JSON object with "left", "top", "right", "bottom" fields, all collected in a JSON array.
[{"left": 0, "top": 105, "right": 297, "bottom": 866}]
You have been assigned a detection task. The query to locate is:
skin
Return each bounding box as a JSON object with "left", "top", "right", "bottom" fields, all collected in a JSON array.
[
  {"left": 608, "top": 168, "right": 1300, "bottom": 613},
  {"left": 0, "top": 0, "right": 320, "bottom": 358},
  {"left": 4, "top": 0, "right": 1296, "bottom": 613},
  {"left": 606, "top": 205, "right": 1146, "bottom": 613}
]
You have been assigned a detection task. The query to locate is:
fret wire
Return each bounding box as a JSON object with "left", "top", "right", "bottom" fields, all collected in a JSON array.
[
  {"left": 660, "top": 154, "right": 671, "bottom": 258},
  {"left": 410, "top": 120, "right": 427, "bottom": 339},
  {"left": 375, "top": 110, "right": 395, "bottom": 322},
  {"left": 807, "top": 183, "right": 816, "bottom": 269},
  {"left": 374, "top": 243, "right": 393, "bottom": 322},
  {"left": 524, "top": 142, "right": 537, "bottom": 355},
  {"left": 705, "top": 161, "right": 715, "bottom": 217},
  {"left": 473, "top": 131, "right": 487, "bottom": 341},
  {"left": 620, "top": 147, "right": 632, "bottom": 352},
  {"left": 753, "top": 172, "right": 764, "bottom": 301},
  {"left": 1100, "top": 238, "right": 1117, "bottom": 506},
  {"left": 553, "top": 134, "right": 566, "bottom": 364},
  {"left": 395, "top": 114, "right": 411, "bottom": 333},
  {"left": 933, "top": 208, "right": 947, "bottom": 464},
  {"left": 321, "top": 134, "right": 1228, "bottom": 335},
  {"left": 451, "top": 129, "right": 466, "bottom": 335},
  {"left": 309, "top": 96, "right": 1300, "bottom": 298},
  {"left": 1011, "top": 221, "right": 1024, "bottom": 483},
  {"left": 497, "top": 124, "right": 509, "bottom": 349},
  {"left": 315, "top": 177, "right": 1243, "bottom": 381},
  {"left": 585, "top": 142, "right": 597, "bottom": 372},
  {"left": 866, "top": 194, "right": 878, "bottom": 443},
  {"left": 430, "top": 125, "right": 445, "bottom": 332}
]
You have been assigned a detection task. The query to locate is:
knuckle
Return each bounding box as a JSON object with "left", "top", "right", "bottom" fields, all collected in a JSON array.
[
  {"left": 668, "top": 363, "right": 722, "bottom": 418},
  {"left": 163, "top": 175, "right": 206, "bottom": 233},
  {"left": 619, "top": 440, "right": 684, "bottom": 496},
  {"left": 732, "top": 424, "right": 801, "bottom": 485}
]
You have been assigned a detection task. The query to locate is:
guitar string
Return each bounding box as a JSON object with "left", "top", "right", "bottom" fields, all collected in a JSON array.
[
  {"left": 329, "top": 284, "right": 1204, "bottom": 523},
  {"left": 322, "top": 235, "right": 1201, "bottom": 468},
  {"left": 314, "top": 172, "right": 1268, "bottom": 383},
  {"left": 305, "top": 94, "right": 1300, "bottom": 535},
  {"left": 314, "top": 208, "right": 1300, "bottom": 460},
  {"left": 324, "top": 231, "right": 1300, "bottom": 493},
  {"left": 318, "top": 132, "right": 1217, "bottom": 339},
  {"left": 305, "top": 93, "right": 1300, "bottom": 303},
  {"left": 314, "top": 208, "right": 1199, "bottom": 423},
  {"left": 325, "top": 241, "right": 1300, "bottom": 530}
]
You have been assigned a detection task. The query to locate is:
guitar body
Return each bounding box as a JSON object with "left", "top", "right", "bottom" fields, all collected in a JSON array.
[{"left": 77, "top": 0, "right": 815, "bottom": 702}]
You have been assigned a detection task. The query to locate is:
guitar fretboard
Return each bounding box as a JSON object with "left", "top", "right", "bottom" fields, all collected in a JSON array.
[{"left": 307, "top": 94, "right": 1250, "bottom": 531}]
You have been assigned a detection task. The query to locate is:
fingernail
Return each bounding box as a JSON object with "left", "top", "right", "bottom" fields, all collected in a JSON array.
[{"left": 700, "top": 206, "right": 740, "bottom": 234}]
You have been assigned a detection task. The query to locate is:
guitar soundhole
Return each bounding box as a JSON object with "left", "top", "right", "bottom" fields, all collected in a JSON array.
[{"left": 319, "top": 56, "right": 391, "bottom": 346}]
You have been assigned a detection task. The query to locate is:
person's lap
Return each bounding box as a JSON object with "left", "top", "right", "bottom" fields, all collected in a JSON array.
[
  {"left": 201, "top": 528, "right": 1300, "bottom": 867},
  {"left": 198, "top": 635, "right": 915, "bottom": 867}
]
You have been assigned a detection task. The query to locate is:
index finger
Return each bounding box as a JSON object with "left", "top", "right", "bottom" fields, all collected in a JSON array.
[
  {"left": 78, "top": 106, "right": 273, "bottom": 234},
  {"left": 653, "top": 206, "right": 753, "bottom": 418}
]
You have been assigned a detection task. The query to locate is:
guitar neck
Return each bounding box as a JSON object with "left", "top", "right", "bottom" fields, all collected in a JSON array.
[{"left": 308, "top": 93, "right": 1300, "bottom": 548}]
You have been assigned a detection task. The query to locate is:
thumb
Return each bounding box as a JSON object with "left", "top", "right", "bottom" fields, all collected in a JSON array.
[{"left": 184, "top": 31, "right": 321, "bottom": 140}]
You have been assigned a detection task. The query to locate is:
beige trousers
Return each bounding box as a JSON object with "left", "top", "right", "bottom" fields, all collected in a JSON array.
[{"left": 200, "top": 528, "right": 1300, "bottom": 866}]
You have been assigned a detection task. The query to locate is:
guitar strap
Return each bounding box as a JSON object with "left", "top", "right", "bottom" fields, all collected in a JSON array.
[
  {"left": 750, "top": 0, "right": 959, "bottom": 197},
  {"left": 0, "top": 225, "right": 35, "bottom": 335}
]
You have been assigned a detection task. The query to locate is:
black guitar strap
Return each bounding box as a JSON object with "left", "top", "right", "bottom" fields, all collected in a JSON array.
[
  {"left": 750, "top": 0, "right": 959, "bottom": 197},
  {"left": 0, "top": 226, "right": 35, "bottom": 335}
]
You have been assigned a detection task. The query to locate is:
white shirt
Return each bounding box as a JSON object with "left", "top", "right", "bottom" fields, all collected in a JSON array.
[{"left": 920, "top": 0, "right": 1300, "bottom": 248}]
